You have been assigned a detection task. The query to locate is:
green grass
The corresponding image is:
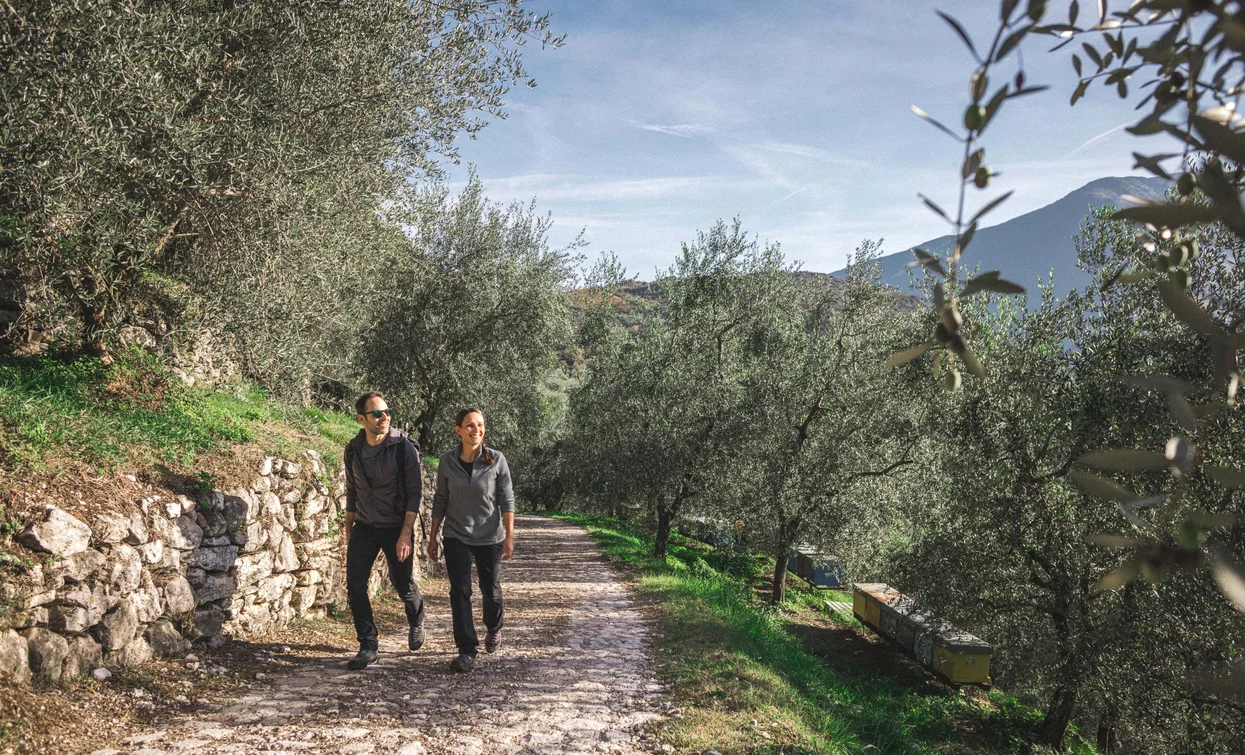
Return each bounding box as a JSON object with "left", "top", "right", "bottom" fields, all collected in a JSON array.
[
  {"left": 555, "top": 512, "right": 1098, "bottom": 755},
  {"left": 0, "top": 350, "right": 356, "bottom": 477}
]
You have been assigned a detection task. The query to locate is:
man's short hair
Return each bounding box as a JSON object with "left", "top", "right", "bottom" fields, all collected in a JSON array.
[{"left": 355, "top": 391, "right": 385, "bottom": 416}]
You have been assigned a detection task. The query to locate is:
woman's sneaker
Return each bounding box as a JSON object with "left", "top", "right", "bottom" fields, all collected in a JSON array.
[
  {"left": 449, "top": 653, "right": 475, "bottom": 673},
  {"left": 484, "top": 629, "right": 501, "bottom": 653}
]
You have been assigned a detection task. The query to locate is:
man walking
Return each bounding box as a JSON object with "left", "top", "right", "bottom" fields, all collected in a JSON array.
[{"left": 343, "top": 391, "right": 426, "bottom": 670}]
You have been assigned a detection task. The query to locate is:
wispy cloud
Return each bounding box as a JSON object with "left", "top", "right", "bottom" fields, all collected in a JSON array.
[
  {"left": 754, "top": 141, "right": 873, "bottom": 169},
  {"left": 477, "top": 172, "right": 770, "bottom": 202},
  {"left": 627, "top": 120, "right": 714, "bottom": 138},
  {"left": 1065, "top": 123, "right": 1130, "bottom": 158}
]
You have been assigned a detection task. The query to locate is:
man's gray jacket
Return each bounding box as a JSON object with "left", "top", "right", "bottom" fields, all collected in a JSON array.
[{"left": 343, "top": 428, "right": 422, "bottom": 527}]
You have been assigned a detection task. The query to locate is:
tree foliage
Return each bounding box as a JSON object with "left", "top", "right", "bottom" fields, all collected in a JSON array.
[{"left": 0, "top": 0, "right": 559, "bottom": 370}]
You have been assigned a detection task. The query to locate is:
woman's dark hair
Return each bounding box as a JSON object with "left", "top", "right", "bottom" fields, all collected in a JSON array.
[
  {"left": 355, "top": 391, "right": 385, "bottom": 416},
  {"left": 455, "top": 407, "right": 494, "bottom": 464}
]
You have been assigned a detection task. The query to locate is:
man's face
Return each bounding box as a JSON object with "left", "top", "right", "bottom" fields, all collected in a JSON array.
[{"left": 358, "top": 397, "right": 391, "bottom": 436}]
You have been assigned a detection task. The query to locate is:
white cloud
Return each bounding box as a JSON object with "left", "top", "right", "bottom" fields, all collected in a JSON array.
[{"left": 628, "top": 121, "right": 714, "bottom": 138}]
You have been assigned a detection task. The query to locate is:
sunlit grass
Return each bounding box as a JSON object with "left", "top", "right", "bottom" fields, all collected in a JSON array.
[{"left": 555, "top": 512, "right": 1097, "bottom": 755}]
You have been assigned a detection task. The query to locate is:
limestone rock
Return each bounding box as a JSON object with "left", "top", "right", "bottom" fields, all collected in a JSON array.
[
  {"left": 157, "top": 545, "right": 182, "bottom": 571},
  {"left": 109, "top": 636, "right": 153, "bottom": 667},
  {"left": 259, "top": 457, "right": 274, "bottom": 476},
  {"left": 24, "top": 628, "right": 69, "bottom": 681},
  {"left": 280, "top": 489, "right": 301, "bottom": 506},
  {"left": 91, "top": 513, "right": 131, "bottom": 545},
  {"left": 18, "top": 506, "right": 92, "bottom": 557},
  {"left": 256, "top": 573, "right": 295, "bottom": 603},
  {"left": 273, "top": 534, "right": 299, "bottom": 573},
  {"left": 138, "top": 539, "right": 164, "bottom": 565},
  {"left": 187, "top": 545, "right": 238, "bottom": 572},
  {"left": 292, "top": 585, "right": 317, "bottom": 614},
  {"left": 162, "top": 576, "right": 196, "bottom": 615},
  {"left": 222, "top": 495, "right": 249, "bottom": 533},
  {"left": 145, "top": 621, "right": 186, "bottom": 658},
  {"left": 48, "top": 604, "right": 91, "bottom": 633},
  {"left": 301, "top": 492, "right": 327, "bottom": 518},
  {"left": 152, "top": 515, "right": 202, "bottom": 550},
  {"left": 63, "top": 634, "right": 102, "bottom": 679},
  {"left": 234, "top": 551, "right": 274, "bottom": 588},
  {"left": 280, "top": 461, "right": 301, "bottom": 478},
  {"left": 124, "top": 510, "right": 149, "bottom": 545},
  {"left": 0, "top": 629, "right": 30, "bottom": 684},
  {"left": 96, "top": 598, "right": 140, "bottom": 651},
  {"left": 260, "top": 492, "right": 282, "bottom": 519},
  {"left": 195, "top": 573, "right": 237, "bottom": 605},
  {"left": 52, "top": 548, "right": 106, "bottom": 583},
  {"left": 294, "top": 569, "right": 322, "bottom": 586},
  {"left": 237, "top": 520, "right": 268, "bottom": 553},
  {"left": 176, "top": 495, "right": 196, "bottom": 515},
  {"left": 201, "top": 536, "right": 232, "bottom": 547},
  {"left": 101, "top": 544, "right": 143, "bottom": 594},
  {"left": 192, "top": 607, "right": 226, "bottom": 638},
  {"left": 131, "top": 583, "right": 163, "bottom": 624}
]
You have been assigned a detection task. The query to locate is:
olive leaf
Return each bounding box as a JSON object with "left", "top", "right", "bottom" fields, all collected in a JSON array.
[
  {"left": 885, "top": 342, "right": 937, "bottom": 368},
  {"left": 907, "top": 248, "right": 946, "bottom": 278},
  {"left": 958, "top": 346, "right": 985, "bottom": 378},
  {"left": 1158, "top": 280, "right": 1225, "bottom": 337},
  {"left": 1071, "top": 469, "right": 1138, "bottom": 503},
  {"left": 1208, "top": 466, "right": 1245, "bottom": 489},
  {"left": 1121, "top": 495, "right": 1165, "bottom": 527},
  {"left": 1112, "top": 201, "right": 1219, "bottom": 228},
  {"left": 1094, "top": 557, "right": 1141, "bottom": 592},
  {"left": 1210, "top": 550, "right": 1245, "bottom": 614},
  {"left": 960, "top": 270, "right": 1026, "bottom": 298},
  {"left": 967, "top": 190, "right": 1014, "bottom": 226},
  {"left": 910, "top": 105, "right": 962, "bottom": 142}
]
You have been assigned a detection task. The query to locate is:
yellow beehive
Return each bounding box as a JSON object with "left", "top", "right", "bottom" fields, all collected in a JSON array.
[{"left": 851, "top": 583, "right": 993, "bottom": 687}]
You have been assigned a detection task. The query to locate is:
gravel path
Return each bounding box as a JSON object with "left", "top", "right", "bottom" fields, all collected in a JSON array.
[{"left": 93, "top": 515, "right": 667, "bottom": 755}]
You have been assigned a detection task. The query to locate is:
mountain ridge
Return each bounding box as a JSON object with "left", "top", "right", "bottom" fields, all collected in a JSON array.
[{"left": 833, "top": 176, "right": 1173, "bottom": 302}]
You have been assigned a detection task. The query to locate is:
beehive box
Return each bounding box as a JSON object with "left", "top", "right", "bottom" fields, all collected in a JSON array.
[{"left": 851, "top": 583, "right": 993, "bottom": 687}]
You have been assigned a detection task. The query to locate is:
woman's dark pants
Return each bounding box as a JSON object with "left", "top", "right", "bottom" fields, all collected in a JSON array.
[
  {"left": 442, "top": 536, "right": 504, "bottom": 658},
  {"left": 346, "top": 522, "right": 425, "bottom": 651}
]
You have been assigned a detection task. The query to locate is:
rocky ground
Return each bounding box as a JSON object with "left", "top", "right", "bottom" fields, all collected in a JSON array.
[{"left": 74, "top": 515, "right": 667, "bottom": 755}]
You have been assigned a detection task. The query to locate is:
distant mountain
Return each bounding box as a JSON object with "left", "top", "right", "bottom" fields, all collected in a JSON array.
[{"left": 835, "top": 176, "right": 1173, "bottom": 303}]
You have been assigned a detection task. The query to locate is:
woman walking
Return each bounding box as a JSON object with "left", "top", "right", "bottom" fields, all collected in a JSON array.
[{"left": 428, "top": 407, "right": 515, "bottom": 673}]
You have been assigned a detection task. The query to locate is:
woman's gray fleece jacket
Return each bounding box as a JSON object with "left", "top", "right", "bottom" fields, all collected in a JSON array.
[{"left": 432, "top": 446, "right": 514, "bottom": 546}]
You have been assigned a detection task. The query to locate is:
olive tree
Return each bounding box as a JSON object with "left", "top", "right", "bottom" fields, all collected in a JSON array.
[
  {"left": 0, "top": 0, "right": 560, "bottom": 365},
  {"left": 727, "top": 243, "right": 926, "bottom": 604},
  {"left": 354, "top": 174, "right": 580, "bottom": 452},
  {"left": 561, "top": 220, "right": 789, "bottom": 558}
]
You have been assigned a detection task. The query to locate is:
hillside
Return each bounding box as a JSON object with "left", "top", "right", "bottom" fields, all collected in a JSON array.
[{"left": 834, "top": 176, "right": 1173, "bottom": 302}]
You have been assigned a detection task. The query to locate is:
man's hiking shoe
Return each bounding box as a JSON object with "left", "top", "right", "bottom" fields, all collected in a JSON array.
[
  {"left": 347, "top": 648, "right": 377, "bottom": 670},
  {"left": 484, "top": 629, "right": 501, "bottom": 654},
  {"left": 408, "top": 624, "right": 425, "bottom": 652},
  {"left": 450, "top": 653, "right": 475, "bottom": 673}
]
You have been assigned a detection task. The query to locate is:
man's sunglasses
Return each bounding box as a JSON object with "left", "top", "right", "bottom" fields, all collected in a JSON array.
[{"left": 365, "top": 409, "right": 391, "bottom": 419}]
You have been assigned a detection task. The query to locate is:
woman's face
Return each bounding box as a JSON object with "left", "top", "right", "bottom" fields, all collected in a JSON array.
[{"left": 455, "top": 412, "right": 486, "bottom": 447}]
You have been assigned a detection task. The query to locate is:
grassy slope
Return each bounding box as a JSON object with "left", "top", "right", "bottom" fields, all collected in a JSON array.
[
  {"left": 555, "top": 513, "right": 1098, "bottom": 755},
  {"left": 0, "top": 350, "right": 357, "bottom": 516}
]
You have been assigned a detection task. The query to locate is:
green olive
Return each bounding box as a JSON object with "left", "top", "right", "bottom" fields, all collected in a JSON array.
[
  {"left": 974, "top": 166, "right": 991, "bottom": 189},
  {"left": 1154, "top": 254, "right": 1172, "bottom": 273},
  {"left": 1027, "top": 0, "right": 1047, "bottom": 22}
]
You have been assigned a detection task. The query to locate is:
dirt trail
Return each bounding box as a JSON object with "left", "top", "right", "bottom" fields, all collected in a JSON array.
[{"left": 92, "top": 516, "right": 666, "bottom": 755}]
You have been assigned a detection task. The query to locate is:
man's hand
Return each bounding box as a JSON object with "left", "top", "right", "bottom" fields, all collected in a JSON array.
[
  {"left": 397, "top": 527, "right": 412, "bottom": 562},
  {"left": 502, "top": 534, "right": 515, "bottom": 561},
  {"left": 427, "top": 538, "right": 439, "bottom": 560}
]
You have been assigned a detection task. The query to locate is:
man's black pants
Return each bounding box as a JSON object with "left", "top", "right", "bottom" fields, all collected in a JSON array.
[
  {"left": 346, "top": 522, "right": 425, "bottom": 651},
  {"left": 443, "top": 536, "right": 504, "bottom": 658}
]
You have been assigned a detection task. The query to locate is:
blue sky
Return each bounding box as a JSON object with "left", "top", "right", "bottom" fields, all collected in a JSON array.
[{"left": 445, "top": 0, "right": 1162, "bottom": 278}]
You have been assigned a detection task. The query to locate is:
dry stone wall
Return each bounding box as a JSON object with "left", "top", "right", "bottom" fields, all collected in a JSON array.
[{"left": 0, "top": 451, "right": 435, "bottom": 685}]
